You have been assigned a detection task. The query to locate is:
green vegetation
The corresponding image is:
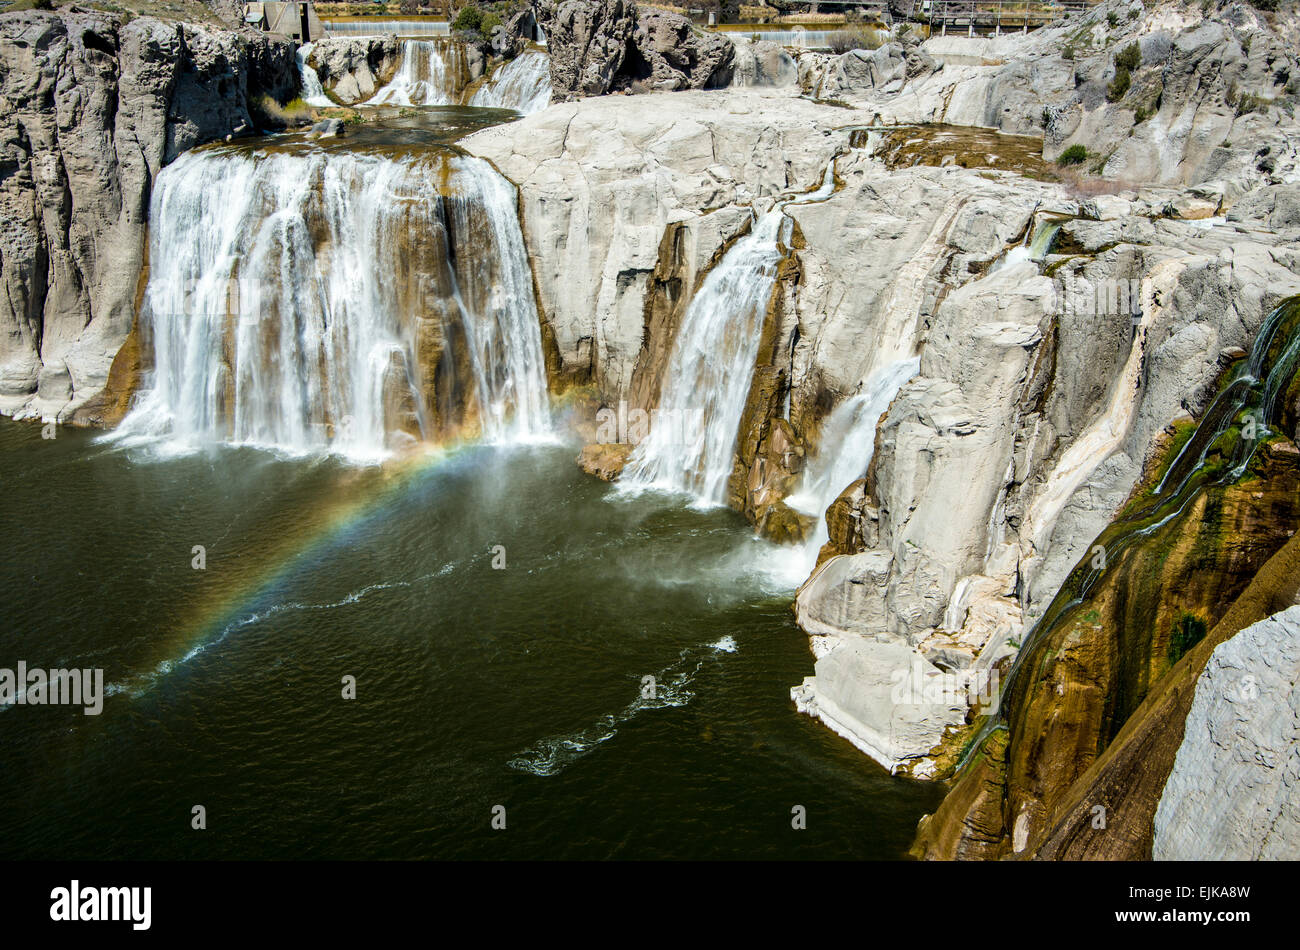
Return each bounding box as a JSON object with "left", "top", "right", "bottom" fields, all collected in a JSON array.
[
  {"left": 1062, "top": 44, "right": 1075, "bottom": 61},
  {"left": 1167, "top": 613, "right": 1207, "bottom": 664},
  {"left": 1237, "top": 92, "right": 1272, "bottom": 115},
  {"left": 1105, "top": 43, "right": 1141, "bottom": 103},
  {"left": 452, "top": 4, "right": 482, "bottom": 32},
  {"left": 1107, "top": 65, "right": 1132, "bottom": 102},
  {"left": 1114, "top": 42, "right": 1141, "bottom": 71},
  {"left": 1058, "top": 144, "right": 1088, "bottom": 166}
]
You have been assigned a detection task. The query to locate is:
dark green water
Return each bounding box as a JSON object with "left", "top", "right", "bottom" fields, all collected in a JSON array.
[{"left": 0, "top": 418, "right": 942, "bottom": 859}]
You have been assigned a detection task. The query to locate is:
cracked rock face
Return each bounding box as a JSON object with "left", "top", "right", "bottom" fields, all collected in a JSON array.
[
  {"left": 0, "top": 10, "right": 296, "bottom": 423},
  {"left": 1154, "top": 605, "right": 1300, "bottom": 860},
  {"left": 534, "top": 1, "right": 734, "bottom": 99},
  {"left": 533, "top": 0, "right": 636, "bottom": 100},
  {"left": 307, "top": 36, "right": 399, "bottom": 105}
]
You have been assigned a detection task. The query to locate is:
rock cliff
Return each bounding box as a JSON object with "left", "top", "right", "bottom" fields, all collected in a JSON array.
[
  {"left": 533, "top": 0, "right": 733, "bottom": 100},
  {"left": 0, "top": 9, "right": 297, "bottom": 423}
]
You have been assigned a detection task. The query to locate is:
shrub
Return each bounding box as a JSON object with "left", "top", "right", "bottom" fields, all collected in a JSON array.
[
  {"left": 452, "top": 5, "right": 483, "bottom": 32},
  {"left": 481, "top": 11, "right": 502, "bottom": 34},
  {"left": 827, "top": 27, "right": 882, "bottom": 54},
  {"left": 1058, "top": 144, "right": 1088, "bottom": 166},
  {"left": 1237, "top": 92, "right": 1271, "bottom": 115},
  {"left": 1114, "top": 42, "right": 1141, "bottom": 71},
  {"left": 1062, "top": 44, "right": 1075, "bottom": 61},
  {"left": 1107, "top": 12, "right": 1119, "bottom": 27},
  {"left": 1107, "top": 65, "right": 1131, "bottom": 101}
]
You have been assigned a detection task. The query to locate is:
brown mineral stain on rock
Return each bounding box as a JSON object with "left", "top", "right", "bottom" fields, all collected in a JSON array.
[{"left": 577, "top": 443, "right": 633, "bottom": 481}]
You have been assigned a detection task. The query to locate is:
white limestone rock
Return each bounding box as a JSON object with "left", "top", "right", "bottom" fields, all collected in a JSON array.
[{"left": 1154, "top": 606, "right": 1300, "bottom": 861}]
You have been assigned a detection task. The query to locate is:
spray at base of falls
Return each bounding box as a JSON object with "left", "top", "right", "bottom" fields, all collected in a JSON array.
[
  {"left": 114, "top": 147, "right": 550, "bottom": 460},
  {"left": 369, "top": 39, "right": 468, "bottom": 106},
  {"left": 469, "top": 49, "right": 553, "bottom": 114},
  {"left": 296, "top": 43, "right": 333, "bottom": 107},
  {"left": 619, "top": 165, "right": 838, "bottom": 508}
]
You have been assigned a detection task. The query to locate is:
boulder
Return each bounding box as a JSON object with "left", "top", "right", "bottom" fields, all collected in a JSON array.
[{"left": 533, "top": 0, "right": 636, "bottom": 99}]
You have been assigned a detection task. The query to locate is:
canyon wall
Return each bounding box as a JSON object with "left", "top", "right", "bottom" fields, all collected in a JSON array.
[{"left": 0, "top": 9, "right": 297, "bottom": 424}]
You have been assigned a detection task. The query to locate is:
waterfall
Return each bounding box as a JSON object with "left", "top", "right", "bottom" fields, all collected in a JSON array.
[
  {"left": 468, "top": 50, "right": 553, "bottom": 114},
  {"left": 114, "top": 147, "right": 549, "bottom": 459},
  {"left": 369, "top": 39, "right": 467, "bottom": 106},
  {"left": 619, "top": 210, "right": 787, "bottom": 506},
  {"left": 620, "top": 167, "right": 837, "bottom": 507},
  {"left": 992, "top": 214, "right": 1061, "bottom": 273},
  {"left": 787, "top": 357, "right": 919, "bottom": 543},
  {"left": 296, "top": 43, "right": 333, "bottom": 107}
]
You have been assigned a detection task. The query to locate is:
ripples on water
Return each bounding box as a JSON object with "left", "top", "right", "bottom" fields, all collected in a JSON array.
[{"left": 0, "top": 420, "right": 943, "bottom": 859}]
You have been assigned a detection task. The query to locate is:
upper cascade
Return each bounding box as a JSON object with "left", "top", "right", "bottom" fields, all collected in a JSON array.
[
  {"left": 114, "top": 146, "right": 550, "bottom": 460},
  {"left": 369, "top": 39, "right": 469, "bottom": 107},
  {"left": 469, "top": 49, "right": 553, "bottom": 114}
]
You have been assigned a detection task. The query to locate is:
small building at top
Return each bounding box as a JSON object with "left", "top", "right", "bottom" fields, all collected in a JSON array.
[{"left": 245, "top": 2, "right": 325, "bottom": 44}]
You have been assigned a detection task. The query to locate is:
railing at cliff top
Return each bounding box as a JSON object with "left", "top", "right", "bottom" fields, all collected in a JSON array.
[
  {"left": 924, "top": 0, "right": 1100, "bottom": 35},
  {"left": 955, "top": 295, "right": 1300, "bottom": 773}
]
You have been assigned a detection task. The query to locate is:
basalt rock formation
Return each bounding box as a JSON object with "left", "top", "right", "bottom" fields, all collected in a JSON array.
[
  {"left": 0, "top": 9, "right": 297, "bottom": 424},
  {"left": 533, "top": 0, "right": 733, "bottom": 100},
  {"left": 307, "top": 35, "right": 399, "bottom": 104}
]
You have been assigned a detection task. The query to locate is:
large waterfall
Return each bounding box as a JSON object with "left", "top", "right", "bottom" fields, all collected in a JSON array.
[
  {"left": 468, "top": 49, "right": 553, "bottom": 114},
  {"left": 369, "top": 39, "right": 468, "bottom": 106},
  {"left": 621, "top": 168, "right": 837, "bottom": 506},
  {"left": 115, "top": 146, "right": 550, "bottom": 459}
]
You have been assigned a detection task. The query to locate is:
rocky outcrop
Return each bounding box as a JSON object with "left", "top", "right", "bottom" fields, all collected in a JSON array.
[
  {"left": 621, "top": 9, "right": 734, "bottom": 92},
  {"left": 0, "top": 10, "right": 297, "bottom": 424},
  {"left": 533, "top": 0, "right": 635, "bottom": 99},
  {"left": 534, "top": 1, "right": 734, "bottom": 99},
  {"left": 798, "top": 0, "right": 1300, "bottom": 191},
  {"left": 798, "top": 40, "right": 938, "bottom": 100},
  {"left": 307, "top": 35, "right": 399, "bottom": 104},
  {"left": 1153, "top": 605, "right": 1300, "bottom": 860},
  {"left": 728, "top": 38, "right": 797, "bottom": 88}
]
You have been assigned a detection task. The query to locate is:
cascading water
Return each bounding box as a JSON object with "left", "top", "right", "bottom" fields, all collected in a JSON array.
[
  {"left": 369, "top": 39, "right": 467, "bottom": 106},
  {"left": 956, "top": 295, "right": 1300, "bottom": 769},
  {"left": 114, "top": 146, "right": 550, "bottom": 459},
  {"left": 620, "top": 167, "right": 837, "bottom": 507},
  {"left": 786, "top": 357, "right": 920, "bottom": 567},
  {"left": 991, "top": 214, "right": 1062, "bottom": 273},
  {"left": 296, "top": 43, "right": 333, "bottom": 107},
  {"left": 468, "top": 49, "right": 553, "bottom": 114}
]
